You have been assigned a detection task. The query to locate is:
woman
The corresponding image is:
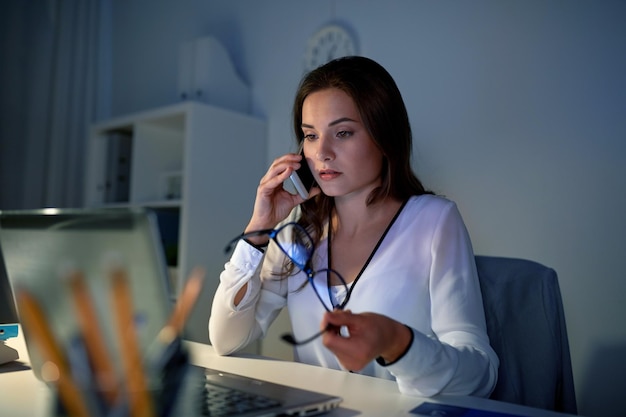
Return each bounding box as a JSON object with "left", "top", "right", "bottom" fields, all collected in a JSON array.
[{"left": 209, "top": 56, "right": 498, "bottom": 397}]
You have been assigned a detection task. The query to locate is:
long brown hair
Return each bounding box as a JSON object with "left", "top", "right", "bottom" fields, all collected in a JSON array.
[{"left": 292, "top": 56, "right": 432, "bottom": 246}]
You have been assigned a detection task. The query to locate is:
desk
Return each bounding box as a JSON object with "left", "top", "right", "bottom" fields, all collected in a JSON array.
[{"left": 1, "top": 326, "right": 575, "bottom": 417}]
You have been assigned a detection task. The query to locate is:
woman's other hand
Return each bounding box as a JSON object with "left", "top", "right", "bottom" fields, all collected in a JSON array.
[{"left": 321, "top": 310, "right": 412, "bottom": 371}]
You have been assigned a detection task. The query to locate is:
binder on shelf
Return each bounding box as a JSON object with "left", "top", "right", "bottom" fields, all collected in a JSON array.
[{"left": 104, "top": 131, "right": 133, "bottom": 203}]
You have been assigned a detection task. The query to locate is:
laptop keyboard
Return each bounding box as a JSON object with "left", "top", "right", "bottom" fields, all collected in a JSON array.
[{"left": 202, "top": 383, "right": 282, "bottom": 416}]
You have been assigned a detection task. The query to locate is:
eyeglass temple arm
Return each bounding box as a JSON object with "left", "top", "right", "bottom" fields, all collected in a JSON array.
[
  {"left": 281, "top": 324, "right": 337, "bottom": 346},
  {"left": 223, "top": 228, "right": 276, "bottom": 253}
]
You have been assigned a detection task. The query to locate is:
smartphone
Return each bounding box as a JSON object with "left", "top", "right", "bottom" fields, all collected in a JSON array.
[{"left": 289, "top": 152, "right": 316, "bottom": 199}]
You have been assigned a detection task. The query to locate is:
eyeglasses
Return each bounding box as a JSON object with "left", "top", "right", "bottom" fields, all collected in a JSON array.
[{"left": 224, "top": 222, "right": 351, "bottom": 345}]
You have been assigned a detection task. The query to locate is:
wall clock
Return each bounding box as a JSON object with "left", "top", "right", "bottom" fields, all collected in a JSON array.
[{"left": 303, "top": 23, "right": 358, "bottom": 72}]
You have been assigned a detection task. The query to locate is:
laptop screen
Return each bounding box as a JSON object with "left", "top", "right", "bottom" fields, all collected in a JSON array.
[
  {"left": 0, "top": 250, "right": 19, "bottom": 344},
  {"left": 0, "top": 207, "right": 173, "bottom": 377}
]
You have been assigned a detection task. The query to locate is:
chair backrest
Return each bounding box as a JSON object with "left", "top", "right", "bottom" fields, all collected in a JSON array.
[{"left": 475, "top": 256, "right": 577, "bottom": 414}]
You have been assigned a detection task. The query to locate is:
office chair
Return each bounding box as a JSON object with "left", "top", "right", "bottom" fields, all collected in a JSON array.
[{"left": 475, "top": 256, "right": 578, "bottom": 414}]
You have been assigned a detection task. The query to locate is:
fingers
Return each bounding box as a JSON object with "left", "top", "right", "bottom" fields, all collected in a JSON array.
[
  {"left": 321, "top": 311, "right": 365, "bottom": 362},
  {"left": 321, "top": 311, "right": 404, "bottom": 372},
  {"left": 247, "top": 153, "right": 311, "bottom": 230},
  {"left": 267, "top": 153, "right": 302, "bottom": 177},
  {"left": 321, "top": 313, "right": 372, "bottom": 371},
  {"left": 259, "top": 154, "right": 301, "bottom": 193},
  {"left": 321, "top": 309, "right": 353, "bottom": 330}
]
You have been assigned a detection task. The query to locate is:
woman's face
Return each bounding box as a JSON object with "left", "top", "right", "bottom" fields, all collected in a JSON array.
[{"left": 301, "top": 88, "right": 384, "bottom": 201}]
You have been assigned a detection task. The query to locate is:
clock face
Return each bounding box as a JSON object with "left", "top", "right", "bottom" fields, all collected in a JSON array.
[{"left": 304, "top": 24, "right": 358, "bottom": 72}]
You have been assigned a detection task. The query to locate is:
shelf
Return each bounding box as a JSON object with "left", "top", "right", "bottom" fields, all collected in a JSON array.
[
  {"left": 84, "top": 101, "right": 267, "bottom": 343},
  {"left": 91, "top": 199, "right": 182, "bottom": 209}
]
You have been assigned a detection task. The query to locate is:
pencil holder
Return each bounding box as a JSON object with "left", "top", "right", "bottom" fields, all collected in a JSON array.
[
  {"left": 52, "top": 336, "right": 192, "bottom": 417},
  {"left": 13, "top": 253, "right": 205, "bottom": 417}
]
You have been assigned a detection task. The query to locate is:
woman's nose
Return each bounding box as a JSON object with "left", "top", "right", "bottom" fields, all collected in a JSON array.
[{"left": 315, "top": 136, "right": 335, "bottom": 162}]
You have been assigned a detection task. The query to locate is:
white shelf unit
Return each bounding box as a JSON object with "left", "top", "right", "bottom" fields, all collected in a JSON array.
[{"left": 85, "top": 101, "right": 267, "bottom": 344}]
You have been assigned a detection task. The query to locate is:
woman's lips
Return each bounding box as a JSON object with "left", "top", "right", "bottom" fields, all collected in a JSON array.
[{"left": 318, "top": 169, "right": 341, "bottom": 181}]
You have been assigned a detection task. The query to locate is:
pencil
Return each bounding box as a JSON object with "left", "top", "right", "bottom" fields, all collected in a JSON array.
[
  {"left": 166, "top": 267, "right": 205, "bottom": 335},
  {"left": 67, "top": 269, "right": 119, "bottom": 404},
  {"left": 109, "top": 266, "right": 156, "bottom": 417},
  {"left": 16, "top": 289, "right": 91, "bottom": 417}
]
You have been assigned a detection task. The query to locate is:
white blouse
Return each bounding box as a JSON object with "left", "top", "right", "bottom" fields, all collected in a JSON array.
[{"left": 209, "top": 195, "right": 499, "bottom": 397}]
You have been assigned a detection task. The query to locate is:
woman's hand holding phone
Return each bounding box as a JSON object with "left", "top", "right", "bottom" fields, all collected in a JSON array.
[{"left": 244, "top": 153, "right": 317, "bottom": 235}]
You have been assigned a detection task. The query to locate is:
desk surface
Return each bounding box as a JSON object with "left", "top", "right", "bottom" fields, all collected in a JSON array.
[{"left": 1, "top": 326, "right": 575, "bottom": 417}]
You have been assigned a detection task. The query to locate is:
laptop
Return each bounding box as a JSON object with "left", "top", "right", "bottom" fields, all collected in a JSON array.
[
  {"left": 0, "top": 207, "right": 342, "bottom": 416},
  {"left": 0, "top": 250, "right": 19, "bottom": 332},
  {"left": 0, "top": 247, "right": 20, "bottom": 364}
]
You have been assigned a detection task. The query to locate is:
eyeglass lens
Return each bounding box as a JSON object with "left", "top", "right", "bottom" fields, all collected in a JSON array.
[
  {"left": 273, "top": 223, "right": 313, "bottom": 269},
  {"left": 226, "top": 223, "right": 350, "bottom": 346}
]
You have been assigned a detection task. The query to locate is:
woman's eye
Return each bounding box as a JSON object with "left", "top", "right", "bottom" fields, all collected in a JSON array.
[
  {"left": 303, "top": 133, "right": 317, "bottom": 141},
  {"left": 336, "top": 130, "right": 352, "bottom": 138}
]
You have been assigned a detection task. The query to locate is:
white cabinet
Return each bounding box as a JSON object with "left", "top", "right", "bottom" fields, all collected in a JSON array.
[{"left": 84, "top": 101, "right": 266, "bottom": 344}]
